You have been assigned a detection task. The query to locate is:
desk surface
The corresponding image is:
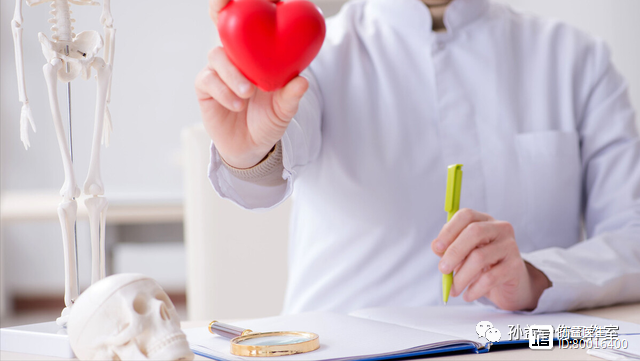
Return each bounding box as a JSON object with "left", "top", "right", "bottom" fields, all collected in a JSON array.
[{"left": 2, "top": 302, "right": 639, "bottom": 360}]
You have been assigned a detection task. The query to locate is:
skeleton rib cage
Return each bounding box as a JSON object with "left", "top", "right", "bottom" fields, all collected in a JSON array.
[{"left": 10, "top": 0, "right": 116, "bottom": 326}]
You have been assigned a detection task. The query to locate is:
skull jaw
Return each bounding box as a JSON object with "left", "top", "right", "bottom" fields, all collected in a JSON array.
[
  {"left": 109, "top": 334, "right": 193, "bottom": 361},
  {"left": 146, "top": 335, "right": 194, "bottom": 361},
  {"left": 110, "top": 341, "right": 148, "bottom": 360}
]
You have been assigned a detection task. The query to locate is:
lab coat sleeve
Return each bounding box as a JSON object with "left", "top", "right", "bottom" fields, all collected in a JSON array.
[
  {"left": 207, "top": 69, "right": 323, "bottom": 210},
  {"left": 520, "top": 41, "right": 640, "bottom": 313}
]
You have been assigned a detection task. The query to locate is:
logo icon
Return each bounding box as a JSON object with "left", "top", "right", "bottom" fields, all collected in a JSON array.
[
  {"left": 529, "top": 325, "right": 554, "bottom": 350},
  {"left": 485, "top": 328, "right": 502, "bottom": 342},
  {"left": 476, "top": 321, "right": 501, "bottom": 343},
  {"left": 476, "top": 321, "right": 493, "bottom": 338}
]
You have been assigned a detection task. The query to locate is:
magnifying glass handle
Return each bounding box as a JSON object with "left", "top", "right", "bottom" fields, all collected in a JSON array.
[{"left": 209, "top": 321, "right": 253, "bottom": 339}]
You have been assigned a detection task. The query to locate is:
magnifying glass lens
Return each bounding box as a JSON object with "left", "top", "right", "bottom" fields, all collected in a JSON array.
[
  {"left": 237, "top": 334, "right": 314, "bottom": 346},
  {"left": 209, "top": 322, "right": 320, "bottom": 356}
]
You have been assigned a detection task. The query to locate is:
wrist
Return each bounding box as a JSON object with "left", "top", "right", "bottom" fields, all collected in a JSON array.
[
  {"left": 220, "top": 143, "right": 278, "bottom": 170},
  {"left": 523, "top": 261, "right": 552, "bottom": 311},
  {"left": 219, "top": 145, "right": 276, "bottom": 169}
]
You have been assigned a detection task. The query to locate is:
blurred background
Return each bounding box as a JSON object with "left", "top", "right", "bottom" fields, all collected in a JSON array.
[{"left": 1, "top": 0, "right": 639, "bottom": 326}]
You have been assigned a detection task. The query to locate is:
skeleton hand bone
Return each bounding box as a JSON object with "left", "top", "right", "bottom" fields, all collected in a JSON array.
[{"left": 20, "top": 102, "right": 36, "bottom": 150}]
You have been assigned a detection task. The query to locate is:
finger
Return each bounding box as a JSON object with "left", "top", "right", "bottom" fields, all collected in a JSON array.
[
  {"left": 432, "top": 209, "right": 493, "bottom": 256},
  {"left": 209, "top": 0, "right": 230, "bottom": 24},
  {"left": 450, "top": 238, "right": 510, "bottom": 297},
  {"left": 463, "top": 258, "right": 519, "bottom": 302},
  {"left": 25, "top": 106, "right": 36, "bottom": 132},
  {"left": 20, "top": 124, "right": 30, "bottom": 150},
  {"left": 439, "top": 220, "right": 513, "bottom": 274},
  {"left": 21, "top": 136, "right": 30, "bottom": 150},
  {"left": 272, "top": 76, "right": 309, "bottom": 121},
  {"left": 194, "top": 68, "right": 233, "bottom": 132},
  {"left": 195, "top": 67, "right": 245, "bottom": 112},
  {"left": 208, "top": 47, "right": 255, "bottom": 99}
]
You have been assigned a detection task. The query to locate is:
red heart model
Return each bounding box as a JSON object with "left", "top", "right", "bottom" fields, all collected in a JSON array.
[{"left": 218, "top": 0, "right": 326, "bottom": 91}]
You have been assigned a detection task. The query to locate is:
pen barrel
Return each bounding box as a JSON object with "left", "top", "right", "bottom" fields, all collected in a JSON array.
[
  {"left": 442, "top": 272, "right": 453, "bottom": 304},
  {"left": 209, "top": 321, "right": 253, "bottom": 339},
  {"left": 447, "top": 211, "right": 456, "bottom": 223}
]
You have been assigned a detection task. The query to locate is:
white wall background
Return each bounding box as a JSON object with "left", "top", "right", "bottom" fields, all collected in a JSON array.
[
  {"left": 1, "top": 0, "right": 639, "bottom": 315},
  {"left": 495, "top": 0, "right": 640, "bottom": 120}
]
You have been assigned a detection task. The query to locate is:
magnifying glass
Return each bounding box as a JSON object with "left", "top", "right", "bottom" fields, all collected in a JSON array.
[{"left": 209, "top": 321, "right": 320, "bottom": 357}]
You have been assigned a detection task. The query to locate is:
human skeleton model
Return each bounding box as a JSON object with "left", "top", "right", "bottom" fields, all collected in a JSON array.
[{"left": 11, "top": 0, "right": 115, "bottom": 326}]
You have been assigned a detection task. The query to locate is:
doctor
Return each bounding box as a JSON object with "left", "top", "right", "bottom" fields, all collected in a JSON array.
[{"left": 195, "top": 0, "right": 640, "bottom": 314}]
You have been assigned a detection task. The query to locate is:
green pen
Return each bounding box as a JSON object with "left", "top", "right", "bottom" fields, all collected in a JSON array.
[{"left": 442, "top": 164, "right": 463, "bottom": 305}]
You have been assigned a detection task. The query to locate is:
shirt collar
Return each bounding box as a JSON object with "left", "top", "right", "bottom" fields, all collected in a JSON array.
[
  {"left": 367, "top": 0, "right": 490, "bottom": 37},
  {"left": 444, "top": 0, "right": 490, "bottom": 33}
]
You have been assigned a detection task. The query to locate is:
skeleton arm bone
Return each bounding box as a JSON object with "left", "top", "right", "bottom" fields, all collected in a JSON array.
[
  {"left": 12, "top": 0, "right": 36, "bottom": 150},
  {"left": 100, "top": 0, "right": 115, "bottom": 146}
]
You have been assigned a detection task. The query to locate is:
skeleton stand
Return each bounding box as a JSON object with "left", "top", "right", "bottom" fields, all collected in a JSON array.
[{"left": 65, "top": 44, "right": 81, "bottom": 315}]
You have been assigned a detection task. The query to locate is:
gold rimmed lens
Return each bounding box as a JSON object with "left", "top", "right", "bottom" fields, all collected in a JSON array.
[
  {"left": 230, "top": 331, "right": 320, "bottom": 357},
  {"left": 209, "top": 321, "right": 320, "bottom": 357}
]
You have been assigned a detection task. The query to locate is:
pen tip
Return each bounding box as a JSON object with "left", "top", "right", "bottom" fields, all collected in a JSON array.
[{"left": 444, "top": 301, "right": 447, "bottom": 305}]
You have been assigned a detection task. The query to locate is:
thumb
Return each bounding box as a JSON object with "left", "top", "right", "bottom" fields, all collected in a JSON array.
[
  {"left": 272, "top": 76, "right": 309, "bottom": 121},
  {"left": 209, "top": 0, "right": 230, "bottom": 24}
]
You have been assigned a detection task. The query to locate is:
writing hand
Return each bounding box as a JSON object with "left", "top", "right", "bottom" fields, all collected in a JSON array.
[{"left": 431, "top": 208, "right": 551, "bottom": 311}]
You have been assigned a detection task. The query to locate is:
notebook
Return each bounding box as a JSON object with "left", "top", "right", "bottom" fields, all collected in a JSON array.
[
  {"left": 184, "top": 305, "right": 640, "bottom": 361},
  {"left": 587, "top": 335, "right": 640, "bottom": 360}
]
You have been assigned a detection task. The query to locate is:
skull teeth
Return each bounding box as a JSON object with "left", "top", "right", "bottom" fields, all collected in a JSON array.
[{"left": 146, "top": 333, "right": 188, "bottom": 357}]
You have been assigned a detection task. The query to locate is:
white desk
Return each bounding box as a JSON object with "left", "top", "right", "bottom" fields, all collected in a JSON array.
[{"left": 2, "top": 303, "right": 638, "bottom": 360}]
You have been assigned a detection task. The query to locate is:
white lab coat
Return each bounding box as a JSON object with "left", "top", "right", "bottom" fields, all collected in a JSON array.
[{"left": 208, "top": 0, "right": 640, "bottom": 314}]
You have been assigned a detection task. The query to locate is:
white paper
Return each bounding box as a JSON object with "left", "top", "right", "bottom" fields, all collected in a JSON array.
[
  {"left": 350, "top": 305, "right": 640, "bottom": 343},
  {"left": 185, "top": 311, "right": 477, "bottom": 361}
]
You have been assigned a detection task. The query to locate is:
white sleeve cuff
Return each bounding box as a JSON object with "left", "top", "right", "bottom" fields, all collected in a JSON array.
[
  {"left": 221, "top": 142, "right": 286, "bottom": 187},
  {"left": 208, "top": 141, "right": 293, "bottom": 211},
  {"left": 518, "top": 250, "right": 582, "bottom": 314}
]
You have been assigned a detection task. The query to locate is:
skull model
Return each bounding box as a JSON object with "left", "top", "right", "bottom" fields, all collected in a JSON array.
[{"left": 67, "top": 273, "right": 194, "bottom": 360}]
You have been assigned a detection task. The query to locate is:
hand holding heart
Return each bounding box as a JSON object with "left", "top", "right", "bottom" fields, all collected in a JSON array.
[{"left": 196, "top": 0, "right": 325, "bottom": 169}]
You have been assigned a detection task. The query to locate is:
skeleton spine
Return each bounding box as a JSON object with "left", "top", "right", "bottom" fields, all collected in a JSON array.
[{"left": 50, "top": 0, "right": 74, "bottom": 42}]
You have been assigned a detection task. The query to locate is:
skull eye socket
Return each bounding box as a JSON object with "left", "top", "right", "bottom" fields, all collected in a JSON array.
[{"left": 133, "top": 295, "right": 148, "bottom": 314}]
